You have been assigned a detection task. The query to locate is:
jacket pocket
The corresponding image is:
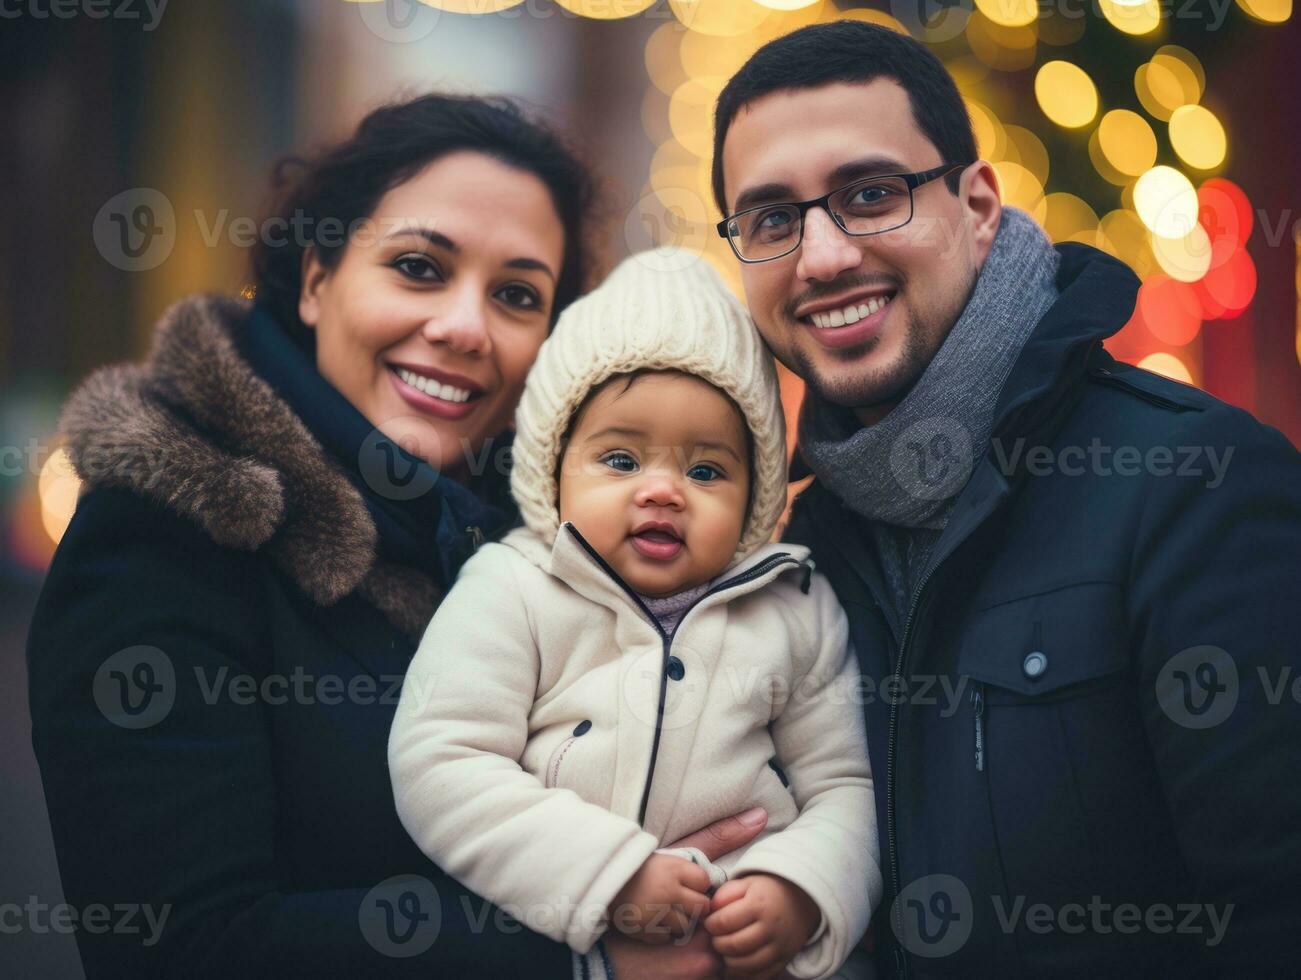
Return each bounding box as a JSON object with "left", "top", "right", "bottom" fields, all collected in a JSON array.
[
  {"left": 955, "top": 580, "right": 1180, "bottom": 949},
  {"left": 543, "top": 719, "right": 592, "bottom": 790}
]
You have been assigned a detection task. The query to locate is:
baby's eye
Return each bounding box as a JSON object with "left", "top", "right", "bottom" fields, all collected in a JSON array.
[
  {"left": 600, "top": 451, "right": 638, "bottom": 473},
  {"left": 687, "top": 463, "right": 722, "bottom": 482}
]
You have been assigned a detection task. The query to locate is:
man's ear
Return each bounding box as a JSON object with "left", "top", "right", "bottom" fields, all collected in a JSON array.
[
  {"left": 960, "top": 161, "right": 1002, "bottom": 269},
  {"left": 298, "top": 247, "right": 328, "bottom": 329}
]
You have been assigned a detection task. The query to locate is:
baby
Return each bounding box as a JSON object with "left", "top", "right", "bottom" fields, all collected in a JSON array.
[{"left": 389, "top": 248, "right": 881, "bottom": 980}]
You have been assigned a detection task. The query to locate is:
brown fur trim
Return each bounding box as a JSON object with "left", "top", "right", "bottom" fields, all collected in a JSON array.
[{"left": 59, "top": 294, "right": 436, "bottom": 635}]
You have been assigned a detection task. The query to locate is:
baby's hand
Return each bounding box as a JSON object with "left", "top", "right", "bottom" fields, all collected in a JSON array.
[
  {"left": 703, "top": 873, "right": 821, "bottom": 979},
  {"left": 607, "top": 853, "right": 713, "bottom": 945}
]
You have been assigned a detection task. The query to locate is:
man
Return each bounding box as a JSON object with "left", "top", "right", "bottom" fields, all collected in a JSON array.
[{"left": 712, "top": 20, "right": 1301, "bottom": 979}]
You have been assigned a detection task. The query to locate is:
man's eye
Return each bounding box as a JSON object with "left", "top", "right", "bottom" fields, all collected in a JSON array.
[
  {"left": 393, "top": 254, "right": 442, "bottom": 281},
  {"left": 688, "top": 463, "right": 722, "bottom": 482},
  {"left": 601, "top": 452, "right": 638, "bottom": 473}
]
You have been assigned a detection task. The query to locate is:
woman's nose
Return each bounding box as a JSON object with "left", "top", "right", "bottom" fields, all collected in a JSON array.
[
  {"left": 795, "top": 206, "right": 862, "bottom": 283},
  {"left": 419, "top": 285, "right": 492, "bottom": 355},
  {"left": 633, "top": 469, "right": 685, "bottom": 509}
]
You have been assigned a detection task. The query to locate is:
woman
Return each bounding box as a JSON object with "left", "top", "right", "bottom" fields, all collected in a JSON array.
[{"left": 26, "top": 94, "right": 765, "bottom": 979}]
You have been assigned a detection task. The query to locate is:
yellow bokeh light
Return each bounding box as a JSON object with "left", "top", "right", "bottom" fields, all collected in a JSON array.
[
  {"left": 1099, "top": 0, "right": 1162, "bottom": 34},
  {"left": 1156, "top": 45, "right": 1205, "bottom": 95},
  {"left": 837, "top": 7, "right": 908, "bottom": 32},
  {"left": 1100, "top": 209, "right": 1157, "bottom": 277},
  {"left": 679, "top": 27, "right": 758, "bottom": 79},
  {"left": 552, "top": 0, "right": 657, "bottom": 17},
  {"left": 1088, "top": 129, "right": 1130, "bottom": 187},
  {"left": 1134, "top": 166, "right": 1200, "bottom": 240},
  {"left": 1098, "top": 109, "right": 1158, "bottom": 177},
  {"left": 1136, "top": 55, "right": 1201, "bottom": 121},
  {"left": 1003, "top": 126, "right": 1049, "bottom": 185},
  {"left": 1169, "top": 104, "right": 1227, "bottom": 170},
  {"left": 1044, "top": 192, "right": 1099, "bottom": 243},
  {"left": 38, "top": 447, "right": 80, "bottom": 546},
  {"left": 646, "top": 21, "right": 689, "bottom": 95},
  {"left": 669, "top": 0, "right": 772, "bottom": 36},
  {"left": 668, "top": 76, "right": 725, "bottom": 158},
  {"left": 966, "top": 99, "right": 1006, "bottom": 160},
  {"left": 966, "top": 11, "right": 1038, "bottom": 72},
  {"left": 421, "top": 0, "right": 524, "bottom": 11},
  {"left": 1138, "top": 351, "right": 1195, "bottom": 385},
  {"left": 1035, "top": 61, "right": 1098, "bottom": 128},
  {"left": 992, "top": 160, "right": 1047, "bottom": 223},
  {"left": 1151, "top": 223, "right": 1214, "bottom": 282},
  {"left": 974, "top": 0, "right": 1038, "bottom": 26},
  {"left": 641, "top": 86, "right": 673, "bottom": 145},
  {"left": 753, "top": 0, "right": 821, "bottom": 8},
  {"left": 1236, "top": 0, "right": 1293, "bottom": 23}
]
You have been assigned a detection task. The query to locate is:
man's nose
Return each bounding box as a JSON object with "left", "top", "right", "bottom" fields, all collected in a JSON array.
[{"left": 795, "top": 207, "right": 862, "bottom": 283}]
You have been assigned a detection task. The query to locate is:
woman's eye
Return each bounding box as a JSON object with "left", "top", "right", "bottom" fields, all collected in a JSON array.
[
  {"left": 498, "top": 283, "right": 542, "bottom": 311},
  {"left": 601, "top": 452, "right": 638, "bottom": 473},
  {"left": 393, "top": 254, "right": 442, "bottom": 281},
  {"left": 688, "top": 463, "right": 722, "bottom": 482}
]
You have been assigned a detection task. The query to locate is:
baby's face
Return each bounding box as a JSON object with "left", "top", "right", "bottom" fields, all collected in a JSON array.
[{"left": 558, "top": 371, "right": 751, "bottom": 598}]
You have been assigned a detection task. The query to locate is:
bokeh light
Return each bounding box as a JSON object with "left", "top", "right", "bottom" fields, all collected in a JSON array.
[
  {"left": 1098, "top": 109, "right": 1158, "bottom": 178},
  {"left": 1169, "top": 104, "right": 1227, "bottom": 170},
  {"left": 1035, "top": 61, "right": 1098, "bottom": 128},
  {"left": 1134, "top": 166, "right": 1200, "bottom": 240},
  {"left": 1138, "top": 351, "right": 1195, "bottom": 384}
]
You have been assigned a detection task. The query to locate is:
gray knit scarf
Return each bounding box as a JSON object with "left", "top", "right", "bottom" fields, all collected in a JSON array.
[{"left": 797, "top": 206, "right": 1060, "bottom": 531}]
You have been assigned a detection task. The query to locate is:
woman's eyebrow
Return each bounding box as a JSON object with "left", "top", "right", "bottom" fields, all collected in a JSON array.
[{"left": 379, "top": 226, "right": 555, "bottom": 281}]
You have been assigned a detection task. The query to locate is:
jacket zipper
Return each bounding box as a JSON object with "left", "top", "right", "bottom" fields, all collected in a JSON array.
[
  {"left": 563, "top": 523, "right": 808, "bottom": 825},
  {"left": 971, "top": 682, "right": 985, "bottom": 772},
  {"left": 886, "top": 559, "right": 938, "bottom": 980}
]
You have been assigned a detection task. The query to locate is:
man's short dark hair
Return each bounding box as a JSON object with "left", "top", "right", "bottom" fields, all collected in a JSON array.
[{"left": 711, "top": 20, "right": 978, "bottom": 215}]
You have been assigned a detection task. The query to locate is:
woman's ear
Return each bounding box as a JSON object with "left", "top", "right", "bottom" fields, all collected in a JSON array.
[{"left": 298, "top": 247, "right": 327, "bottom": 329}]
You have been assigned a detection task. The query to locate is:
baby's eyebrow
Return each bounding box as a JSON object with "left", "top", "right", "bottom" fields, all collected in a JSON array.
[{"left": 694, "top": 440, "right": 745, "bottom": 465}]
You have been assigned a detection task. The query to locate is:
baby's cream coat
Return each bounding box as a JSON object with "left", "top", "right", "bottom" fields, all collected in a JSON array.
[{"left": 389, "top": 520, "right": 881, "bottom": 979}]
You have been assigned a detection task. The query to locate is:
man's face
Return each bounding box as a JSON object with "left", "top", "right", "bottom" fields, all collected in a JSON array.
[{"left": 721, "top": 79, "right": 1000, "bottom": 419}]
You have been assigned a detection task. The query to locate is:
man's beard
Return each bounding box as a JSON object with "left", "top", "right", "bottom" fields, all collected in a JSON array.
[
  {"left": 796, "top": 268, "right": 977, "bottom": 413},
  {"left": 795, "top": 302, "right": 936, "bottom": 412}
]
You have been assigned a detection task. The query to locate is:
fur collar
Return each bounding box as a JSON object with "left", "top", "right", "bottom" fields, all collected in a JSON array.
[{"left": 58, "top": 294, "right": 441, "bottom": 638}]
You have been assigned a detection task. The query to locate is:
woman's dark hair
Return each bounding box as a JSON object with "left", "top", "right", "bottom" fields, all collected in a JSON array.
[
  {"left": 711, "top": 20, "right": 978, "bottom": 215},
  {"left": 250, "top": 93, "right": 598, "bottom": 349}
]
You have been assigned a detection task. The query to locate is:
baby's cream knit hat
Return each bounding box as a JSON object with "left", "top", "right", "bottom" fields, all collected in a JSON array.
[{"left": 510, "top": 247, "right": 788, "bottom": 564}]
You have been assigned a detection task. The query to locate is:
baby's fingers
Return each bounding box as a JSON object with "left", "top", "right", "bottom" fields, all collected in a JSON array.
[
  {"left": 721, "top": 942, "right": 782, "bottom": 979},
  {"left": 711, "top": 920, "right": 771, "bottom": 958},
  {"left": 705, "top": 892, "right": 758, "bottom": 936}
]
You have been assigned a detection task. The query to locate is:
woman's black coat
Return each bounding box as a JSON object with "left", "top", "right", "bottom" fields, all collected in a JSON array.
[{"left": 26, "top": 296, "right": 568, "bottom": 978}]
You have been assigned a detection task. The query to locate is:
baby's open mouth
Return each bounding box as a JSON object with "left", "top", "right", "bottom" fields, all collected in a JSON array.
[{"left": 630, "top": 523, "right": 684, "bottom": 561}]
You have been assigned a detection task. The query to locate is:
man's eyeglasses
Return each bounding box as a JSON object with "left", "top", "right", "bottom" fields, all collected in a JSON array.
[{"left": 716, "top": 163, "right": 966, "bottom": 264}]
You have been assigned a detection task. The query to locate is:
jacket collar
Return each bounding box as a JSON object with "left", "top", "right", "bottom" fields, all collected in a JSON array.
[
  {"left": 500, "top": 522, "right": 813, "bottom": 633},
  {"left": 57, "top": 294, "right": 460, "bottom": 637}
]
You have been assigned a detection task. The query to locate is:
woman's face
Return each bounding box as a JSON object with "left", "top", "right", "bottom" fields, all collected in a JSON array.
[{"left": 298, "top": 150, "right": 566, "bottom": 480}]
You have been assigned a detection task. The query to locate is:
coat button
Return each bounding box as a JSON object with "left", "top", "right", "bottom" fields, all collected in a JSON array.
[
  {"left": 1023, "top": 651, "right": 1048, "bottom": 680},
  {"left": 573, "top": 720, "right": 592, "bottom": 737},
  {"left": 666, "top": 656, "right": 685, "bottom": 681}
]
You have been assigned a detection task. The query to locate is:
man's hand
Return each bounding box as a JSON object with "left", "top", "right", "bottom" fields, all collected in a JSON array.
[
  {"left": 704, "top": 873, "right": 821, "bottom": 980},
  {"left": 608, "top": 853, "right": 712, "bottom": 944},
  {"left": 663, "top": 806, "right": 768, "bottom": 861}
]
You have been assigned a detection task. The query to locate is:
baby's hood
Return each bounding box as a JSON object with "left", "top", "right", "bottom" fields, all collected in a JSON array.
[{"left": 509, "top": 247, "right": 789, "bottom": 565}]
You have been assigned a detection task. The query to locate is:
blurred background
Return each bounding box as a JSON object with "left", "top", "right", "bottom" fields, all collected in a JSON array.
[{"left": 2, "top": 0, "right": 1297, "bottom": 974}]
